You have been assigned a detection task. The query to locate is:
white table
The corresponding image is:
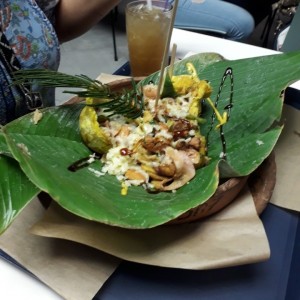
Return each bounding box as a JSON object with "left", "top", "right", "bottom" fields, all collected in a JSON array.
[
  {"left": 171, "top": 28, "right": 300, "bottom": 90},
  {"left": 0, "top": 28, "right": 299, "bottom": 299},
  {"left": 0, "top": 257, "right": 62, "bottom": 299},
  {"left": 172, "top": 28, "right": 278, "bottom": 59}
]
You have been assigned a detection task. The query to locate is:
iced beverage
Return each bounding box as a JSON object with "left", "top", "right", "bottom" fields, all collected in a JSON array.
[{"left": 126, "top": 1, "right": 173, "bottom": 77}]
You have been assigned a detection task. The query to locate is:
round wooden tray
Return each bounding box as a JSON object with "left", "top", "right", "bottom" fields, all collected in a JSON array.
[{"left": 169, "top": 151, "right": 276, "bottom": 224}]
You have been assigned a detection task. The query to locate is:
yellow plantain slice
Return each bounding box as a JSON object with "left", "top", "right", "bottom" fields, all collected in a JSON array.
[{"left": 79, "top": 106, "right": 112, "bottom": 154}]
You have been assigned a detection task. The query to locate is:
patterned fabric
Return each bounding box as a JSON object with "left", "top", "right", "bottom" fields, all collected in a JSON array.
[
  {"left": 0, "top": 0, "right": 60, "bottom": 124},
  {"left": 35, "top": 0, "right": 60, "bottom": 24}
]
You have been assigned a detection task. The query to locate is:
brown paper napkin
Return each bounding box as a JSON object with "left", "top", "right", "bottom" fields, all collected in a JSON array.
[
  {"left": 271, "top": 105, "right": 300, "bottom": 211},
  {"left": 31, "top": 187, "right": 270, "bottom": 270},
  {"left": 0, "top": 199, "right": 121, "bottom": 300}
]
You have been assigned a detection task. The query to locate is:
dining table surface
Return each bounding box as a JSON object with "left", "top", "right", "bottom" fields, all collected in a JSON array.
[{"left": 0, "top": 28, "right": 300, "bottom": 300}]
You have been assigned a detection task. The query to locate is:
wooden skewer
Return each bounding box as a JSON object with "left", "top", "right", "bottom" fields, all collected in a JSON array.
[
  {"left": 169, "top": 43, "right": 177, "bottom": 78},
  {"left": 155, "top": 0, "right": 179, "bottom": 108}
]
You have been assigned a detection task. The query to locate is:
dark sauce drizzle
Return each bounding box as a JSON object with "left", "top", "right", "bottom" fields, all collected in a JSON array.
[
  {"left": 206, "top": 67, "right": 234, "bottom": 160},
  {"left": 68, "top": 154, "right": 101, "bottom": 172}
]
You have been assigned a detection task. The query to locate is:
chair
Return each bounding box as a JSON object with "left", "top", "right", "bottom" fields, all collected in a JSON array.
[
  {"left": 110, "top": 6, "right": 119, "bottom": 61},
  {"left": 280, "top": 5, "right": 300, "bottom": 51}
]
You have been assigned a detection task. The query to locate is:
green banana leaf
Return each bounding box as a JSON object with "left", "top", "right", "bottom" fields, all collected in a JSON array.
[
  {"left": 0, "top": 155, "right": 40, "bottom": 234},
  {"left": 0, "top": 133, "right": 41, "bottom": 234},
  {"left": 0, "top": 132, "right": 11, "bottom": 156},
  {"left": 1, "top": 51, "right": 300, "bottom": 230}
]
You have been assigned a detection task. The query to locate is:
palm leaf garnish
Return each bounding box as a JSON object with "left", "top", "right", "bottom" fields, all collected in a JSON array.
[{"left": 12, "top": 69, "right": 144, "bottom": 118}]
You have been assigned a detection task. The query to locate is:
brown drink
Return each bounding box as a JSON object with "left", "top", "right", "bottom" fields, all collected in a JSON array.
[{"left": 126, "top": 1, "right": 173, "bottom": 77}]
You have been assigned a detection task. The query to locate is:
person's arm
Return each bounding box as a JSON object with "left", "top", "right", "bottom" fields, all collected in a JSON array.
[{"left": 54, "top": 0, "right": 120, "bottom": 43}]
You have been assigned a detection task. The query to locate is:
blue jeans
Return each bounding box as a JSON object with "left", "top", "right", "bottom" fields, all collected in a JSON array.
[{"left": 172, "top": 0, "right": 255, "bottom": 41}]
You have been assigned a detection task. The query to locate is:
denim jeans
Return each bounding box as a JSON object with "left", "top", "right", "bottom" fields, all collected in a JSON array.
[{"left": 171, "top": 0, "right": 255, "bottom": 41}]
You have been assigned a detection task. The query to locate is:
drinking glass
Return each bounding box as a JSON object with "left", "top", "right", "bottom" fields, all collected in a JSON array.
[{"left": 125, "top": 0, "right": 173, "bottom": 77}]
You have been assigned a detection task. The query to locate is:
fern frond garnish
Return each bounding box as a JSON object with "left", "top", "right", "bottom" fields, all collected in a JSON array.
[{"left": 12, "top": 69, "right": 144, "bottom": 118}]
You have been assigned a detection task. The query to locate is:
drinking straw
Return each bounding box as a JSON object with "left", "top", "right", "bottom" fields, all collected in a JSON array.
[
  {"left": 147, "top": 0, "right": 152, "bottom": 10},
  {"left": 155, "top": 0, "right": 179, "bottom": 107}
]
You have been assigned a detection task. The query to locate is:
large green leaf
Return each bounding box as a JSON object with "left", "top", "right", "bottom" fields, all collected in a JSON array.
[
  {"left": 0, "top": 154, "right": 40, "bottom": 234},
  {"left": 0, "top": 131, "right": 41, "bottom": 233},
  {"left": 3, "top": 105, "right": 219, "bottom": 228},
  {"left": 0, "top": 132, "right": 11, "bottom": 157},
  {"left": 1, "top": 51, "right": 300, "bottom": 229}
]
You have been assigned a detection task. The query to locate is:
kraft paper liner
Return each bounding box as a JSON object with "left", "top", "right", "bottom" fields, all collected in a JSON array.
[
  {"left": 30, "top": 186, "right": 270, "bottom": 270},
  {"left": 0, "top": 199, "right": 121, "bottom": 300},
  {"left": 271, "top": 104, "right": 300, "bottom": 211}
]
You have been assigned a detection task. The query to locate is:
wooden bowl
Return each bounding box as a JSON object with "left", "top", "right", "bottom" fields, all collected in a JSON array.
[
  {"left": 64, "top": 77, "right": 144, "bottom": 105},
  {"left": 168, "top": 176, "right": 248, "bottom": 224},
  {"left": 169, "top": 152, "right": 276, "bottom": 224}
]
